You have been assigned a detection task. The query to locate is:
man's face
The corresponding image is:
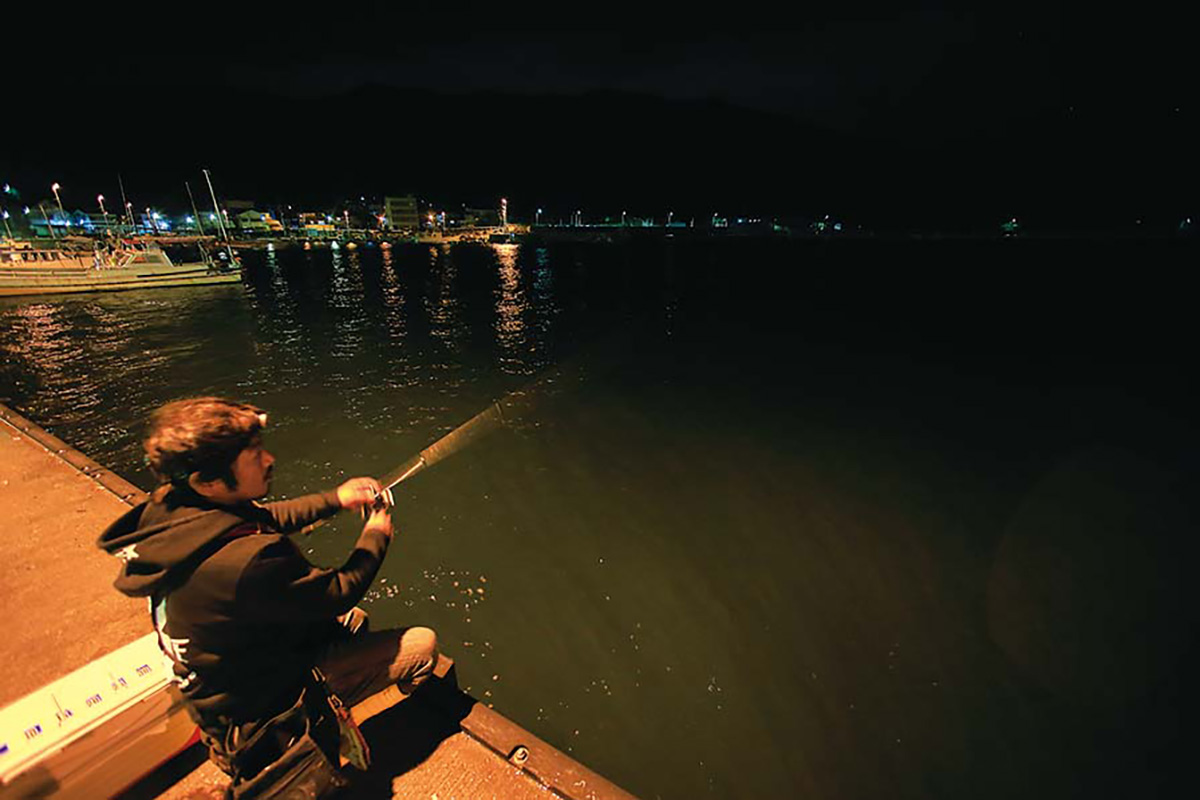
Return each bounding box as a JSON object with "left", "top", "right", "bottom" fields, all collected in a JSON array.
[{"left": 229, "top": 437, "right": 275, "bottom": 501}]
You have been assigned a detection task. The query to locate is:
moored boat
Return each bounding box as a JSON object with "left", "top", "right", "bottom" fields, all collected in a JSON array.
[{"left": 0, "top": 241, "right": 241, "bottom": 297}]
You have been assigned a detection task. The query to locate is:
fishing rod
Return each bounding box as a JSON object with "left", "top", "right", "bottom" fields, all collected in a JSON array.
[
  {"left": 370, "top": 357, "right": 588, "bottom": 506},
  {"left": 368, "top": 398, "right": 508, "bottom": 510},
  {"left": 302, "top": 351, "right": 599, "bottom": 533},
  {"left": 295, "top": 309, "right": 642, "bottom": 535}
]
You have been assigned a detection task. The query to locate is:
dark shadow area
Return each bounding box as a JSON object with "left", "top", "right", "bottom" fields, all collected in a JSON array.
[
  {"left": 114, "top": 673, "right": 476, "bottom": 800},
  {"left": 116, "top": 740, "right": 211, "bottom": 800},
  {"left": 343, "top": 674, "right": 478, "bottom": 799}
]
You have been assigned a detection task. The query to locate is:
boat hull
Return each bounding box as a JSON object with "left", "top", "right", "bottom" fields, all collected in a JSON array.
[{"left": 0, "top": 263, "right": 241, "bottom": 297}]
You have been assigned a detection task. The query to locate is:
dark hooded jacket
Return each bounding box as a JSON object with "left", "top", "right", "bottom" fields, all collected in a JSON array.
[{"left": 97, "top": 485, "right": 389, "bottom": 732}]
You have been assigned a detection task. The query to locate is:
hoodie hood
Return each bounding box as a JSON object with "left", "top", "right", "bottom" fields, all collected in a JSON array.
[{"left": 97, "top": 487, "right": 250, "bottom": 597}]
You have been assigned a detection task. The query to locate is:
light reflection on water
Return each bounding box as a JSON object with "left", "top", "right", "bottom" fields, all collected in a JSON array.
[
  {"left": 426, "top": 244, "right": 467, "bottom": 355},
  {"left": 494, "top": 243, "right": 527, "bottom": 374}
]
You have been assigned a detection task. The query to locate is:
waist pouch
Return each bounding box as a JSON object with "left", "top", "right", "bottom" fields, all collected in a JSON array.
[{"left": 212, "top": 672, "right": 352, "bottom": 800}]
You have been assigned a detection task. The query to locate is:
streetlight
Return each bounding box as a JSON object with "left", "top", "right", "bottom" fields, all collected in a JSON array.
[
  {"left": 2, "top": 209, "right": 12, "bottom": 241},
  {"left": 51, "top": 182, "right": 65, "bottom": 218},
  {"left": 621, "top": 210, "right": 627, "bottom": 227},
  {"left": 97, "top": 194, "right": 109, "bottom": 232},
  {"left": 536, "top": 208, "right": 543, "bottom": 226},
  {"left": 667, "top": 211, "right": 673, "bottom": 227},
  {"left": 146, "top": 208, "right": 160, "bottom": 235},
  {"left": 125, "top": 201, "right": 135, "bottom": 233}
]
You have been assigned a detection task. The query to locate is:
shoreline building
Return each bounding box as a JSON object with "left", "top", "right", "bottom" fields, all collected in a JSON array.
[
  {"left": 233, "top": 210, "right": 283, "bottom": 234},
  {"left": 298, "top": 212, "right": 336, "bottom": 238},
  {"left": 384, "top": 195, "right": 419, "bottom": 231}
]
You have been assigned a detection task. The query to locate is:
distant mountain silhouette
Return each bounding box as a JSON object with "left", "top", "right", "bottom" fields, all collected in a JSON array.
[{"left": 7, "top": 84, "right": 1194, "bottom": 231}]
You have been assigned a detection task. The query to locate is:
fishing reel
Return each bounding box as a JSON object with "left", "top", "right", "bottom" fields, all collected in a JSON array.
[{"left": 361, "top": 487, "right": 395, "bottom": 518}]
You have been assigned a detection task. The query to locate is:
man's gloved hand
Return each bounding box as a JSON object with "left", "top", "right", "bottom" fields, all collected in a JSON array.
[{"left": 336, "top": 477, "right": 383, "bottom": 511}]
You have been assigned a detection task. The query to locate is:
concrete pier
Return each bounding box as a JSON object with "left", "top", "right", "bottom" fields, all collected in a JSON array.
[
  {"left": 0, "top": 405, "right": 149, "bottom": 710},
  {"left": 0, "top": 404, "right": 637, "bottom": 799}
]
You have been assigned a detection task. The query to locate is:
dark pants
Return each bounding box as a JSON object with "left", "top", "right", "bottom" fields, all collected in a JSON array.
[
  {"left": 208, "top": 610, "right": 438, "bottom": 774},
  {"left": 315, "top": 608, "right": 440, "bottom": 706}
]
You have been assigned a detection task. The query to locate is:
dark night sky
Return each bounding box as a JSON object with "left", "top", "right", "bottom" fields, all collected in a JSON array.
[{"left": 3, "top": 2, "right": 1192, "bottom": 230}]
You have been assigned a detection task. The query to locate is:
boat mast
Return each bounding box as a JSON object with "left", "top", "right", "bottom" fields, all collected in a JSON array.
[
  {"left": 201, "top": 168, "right": 234, "bottom": 260},
  {"left": 185, "top": 181, "right": 206, "bottom": 236},
  {"left": 38, "top": 203, "right": 57, "bottom": 241},
  {"left": 117, "top": 174, "right": 132, "bottom": 235}
]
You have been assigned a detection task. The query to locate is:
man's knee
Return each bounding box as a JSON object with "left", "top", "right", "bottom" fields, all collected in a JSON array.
[
  {"left": 405, "top": 625, "right": 438, "bottom": 665},
  {"left": 394, "top": 626, "right": 439, "bottom": 690}
]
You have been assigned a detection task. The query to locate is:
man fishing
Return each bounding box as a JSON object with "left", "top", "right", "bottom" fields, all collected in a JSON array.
[{"left": 98, "top": 396, "right": 438, "bottom": 793}]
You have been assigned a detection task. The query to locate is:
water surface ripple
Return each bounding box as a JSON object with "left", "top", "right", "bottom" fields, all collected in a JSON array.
[{"left": 1, "top": 239, "right": 1196, "bottom": 800}]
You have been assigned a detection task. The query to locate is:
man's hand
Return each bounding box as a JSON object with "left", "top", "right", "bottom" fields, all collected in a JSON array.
[
  {"left": 336, "top": 477, "right": 383, "bottom": 511},
  {"left": 363, "top": 507, "right": 394, "bottom": 543}
]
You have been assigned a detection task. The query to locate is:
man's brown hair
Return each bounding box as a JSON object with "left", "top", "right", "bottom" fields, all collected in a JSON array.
[{"left": 144, "top": 397, "right": 266, "bottom": 490}]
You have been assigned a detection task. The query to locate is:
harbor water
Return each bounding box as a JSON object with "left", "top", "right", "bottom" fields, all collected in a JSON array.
[{"left": 1, "top": 238, "right": 1195, "bottom": 799}]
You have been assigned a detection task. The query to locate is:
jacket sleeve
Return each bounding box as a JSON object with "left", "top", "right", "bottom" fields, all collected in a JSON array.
[
  {"left": 252, "top": 490, "right": 343, "bottom": 533},
  {"left": 236, "top": 526, "right": 391, "bottom": 620}
]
